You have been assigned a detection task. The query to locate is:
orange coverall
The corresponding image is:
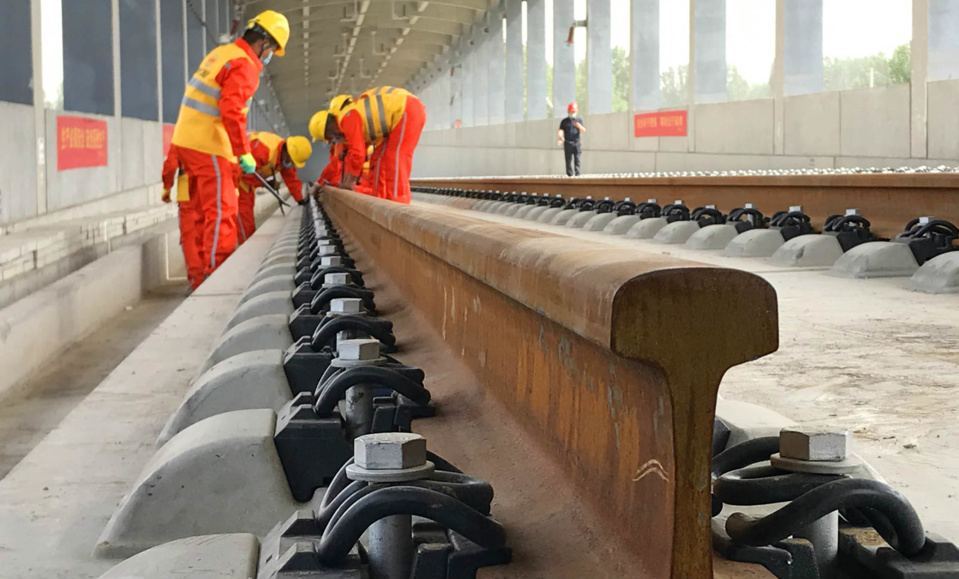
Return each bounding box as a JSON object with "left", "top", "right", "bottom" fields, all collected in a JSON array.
[
  {"left": 237, "top": 133, "right": 305, "bottom": 243},
  {"left": 162, "top": 144, "right": 205, "bottom": 289},
  {"left": 169, "top": 38, "right": 262, "bottom": 275}
]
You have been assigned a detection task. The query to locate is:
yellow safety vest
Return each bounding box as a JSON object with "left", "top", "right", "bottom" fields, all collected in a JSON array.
[
  {"left": 248, "top": 131, "right": 284, "bottom": 177},
  {"left": 171, "top": 42, "right": 257, "bottom": 160},
  {"left": 338, "top": 86, "right": 413, "bottom": 144},
  {"left": 175, "top": 172, "right": 190, "bottom": 202}
]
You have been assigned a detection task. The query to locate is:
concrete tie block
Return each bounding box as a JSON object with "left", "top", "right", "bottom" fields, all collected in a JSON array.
[
  {"left": 95, "top": 409, "right": 300, "bottom": 558},
  {"left": 909, "top": 251, "right": 959, "bottom": 293},
  {"left": 722, "top": 229, "right": 786, "bottom": 258},
  {"left": 97, "top": 533, "right": 259, "bottom": 579},
  {"left": 582, "top": 213, "right": 617, "bottom": 232},
  {"left": 158, "top": 350, "right": 292, "bottom": 446},
  {"left": 250, "top": 263, "right": 296, "bottom": 286},
  {"left": 828, "top": 241, "right": 919, "bottom": 279},
  {"left": 200, "top": 315, "right": 293, "bottom": 375},
  {"left": 684, "top": 223, "right": 739, "bottom": 250},
  {"left": 523, "top": 205, "right": 551, "bottom": 221},
  {"left": 624, "top": 217, "right": 667, "bottom": 240},
  {"left": 535, "top": 207, "right": 565, "bottom": 223},
  {"left": 652, "top": 221, "right": 701, "bottom": 245},
  {"left": 602, "top": 215, "right": 642, "bottom": 235},
  {"left": 566, "top": 211, "right": 598, "bottom": 229},
  {"left": 548, "top": 208, "right": 580, "bottom": 226},
  {"left": 769, "top": 234, "right": 844, "bottom": 267},
  {"left": 225, "top": 291, "right": 295, "bottom": 331},
  {"left": 238, "top": 275, "right": 296, "bottom": 306}
]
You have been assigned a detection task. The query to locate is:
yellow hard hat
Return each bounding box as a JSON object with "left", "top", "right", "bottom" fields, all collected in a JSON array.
[
  {"left": 329, "top": 94, "right": 353, "bottom": 113},
  {"left": 248, "top": 10, "right": 290, "bottom": 56},
  {"left": 309, "top": 110, "right": 329, "bottom": 142},
  {"left": 284, "top": 136, "right": 312, "bottom": 168}
]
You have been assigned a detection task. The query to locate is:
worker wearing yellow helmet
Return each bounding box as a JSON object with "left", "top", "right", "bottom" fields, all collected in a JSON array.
[
  {"left": 237, "top": 132, "right": 312, "bottom": 243},
  {"left": 168, "top": 9, "right": 290, "bottom": 276},
  {"left": 309, "top": 107, "right": 349, "bottom": 190}
]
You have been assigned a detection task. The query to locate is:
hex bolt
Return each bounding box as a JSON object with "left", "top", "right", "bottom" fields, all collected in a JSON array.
[
  {"left": 325, "top": 272, "right": 351, "bottom": 286},
  {"left": 331, "top": 297, "right": 363, "bottom": 315},
  {"left": 337, "top": 338, "right": 381, "bottom": 443},
  {"left": 353, "top": 433, "right": 429, "bottom": 579},
  {"left": 320, "top": 255, "right": 343, "bottom": 267},
  {"left": 779, "top": 428, "right": 849, "bottom": 462},
  {"left": 319, "top": 244, "right": 338, "bottom": 256},
  {"left": 354, "top": 432, "right": 428, "bottom": 470},
  {"left": 337, "top": 338, "right": 380, "bottom": 361}
]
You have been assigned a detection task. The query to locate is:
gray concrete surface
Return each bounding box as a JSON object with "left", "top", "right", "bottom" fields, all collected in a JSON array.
[
  {"left": 0, "top": 288, "right": 185, "bottom": 478},
  {"left": 411, "top": 196, "right": 959, "bottom": 544},
  {"left": 0, "top": 208, "right": 291, "bottom": 579}
]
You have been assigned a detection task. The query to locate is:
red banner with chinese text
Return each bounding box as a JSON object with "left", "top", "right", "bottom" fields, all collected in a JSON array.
[
  {"left": 633, "top": 110, "right": 688, "bottom": 138},
  {"left": 57, "top": 116, "right": 108, "bottom": 171},
  {"left": 162, "top": 124, "right": 175, "bottom": 156}
]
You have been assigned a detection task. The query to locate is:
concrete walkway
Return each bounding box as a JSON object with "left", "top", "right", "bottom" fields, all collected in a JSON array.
[{"left": 0, "top": 209, "right": 293, "bottom": 579}]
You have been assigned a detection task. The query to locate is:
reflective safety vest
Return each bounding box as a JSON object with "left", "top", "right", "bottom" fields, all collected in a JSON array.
[
  {"left": 248, "top": 131, "right": 284, "bottom": 176},
  {"left": 171, "top": 42, "right": 256, "bottom": 160},
  {"left": 175, "top": 172, "right": 190, "bottom": 202},
  {"left": 338, "top": 86, "right": 413, "bottom": 145}
]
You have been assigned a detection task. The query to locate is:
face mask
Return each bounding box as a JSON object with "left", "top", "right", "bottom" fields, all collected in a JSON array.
[
  {"left": 261, "top": 52, "right": 273, "bottom": 65},
  {"left": 568, "top": 112, "right": 575, "bottom": 118}
]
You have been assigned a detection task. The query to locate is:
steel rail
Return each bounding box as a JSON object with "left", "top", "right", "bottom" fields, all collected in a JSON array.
[{"left": 412, "top": 174, "right": 959, "bottom": 240}]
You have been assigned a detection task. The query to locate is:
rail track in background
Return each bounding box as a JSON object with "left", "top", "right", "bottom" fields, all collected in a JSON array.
[{"left": 412, "top": 174, "right": 959, "bottom": 240}]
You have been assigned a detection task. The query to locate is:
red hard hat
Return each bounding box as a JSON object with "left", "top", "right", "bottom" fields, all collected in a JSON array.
[{"left": 567, "top": 102, "right": 578, "bottom": 114}]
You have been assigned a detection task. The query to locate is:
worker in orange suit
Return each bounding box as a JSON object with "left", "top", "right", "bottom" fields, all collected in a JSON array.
[
  {"left": 324, "top": 86, "right": 426, "bottom": 204},
  {"left": 161, "top": 144, "right": 205, "bottom": 290},
  {"left": 236, "top": 131, "right": 312, "bottom": 243},
  {"left": 310, "top": 110, "right": 345, "bottom": 188},
  {"left": 168, "top": 10, "right": 289, "bottom": 277}
]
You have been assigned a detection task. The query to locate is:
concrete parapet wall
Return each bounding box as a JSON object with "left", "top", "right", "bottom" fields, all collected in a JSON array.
[
  {"left": 413, "top": 81, "right": 959, "bottom": 177},
  {"left": 0, "top": 245, "right": 143, "bottom": 402}
]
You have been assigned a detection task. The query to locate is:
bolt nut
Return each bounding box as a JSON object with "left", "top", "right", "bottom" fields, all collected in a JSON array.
[
  {"left": 320, "top": 256, "right": 343, "bottom": 267},
  {"left": 330, "top": 297, "right": 362, "bottom": 314},
  {"left": 354, "top": 432, "right": 427, "bottom": 470},
  {"left": 780, "top": 428, "right": 849, "bottom": 462},
  {"left": 319, "top": 244, "right": 338, "bottom": 256},
  {"left": 337, "top": 338, "right": 380, "bottom": 361},
  {"left": 325, "top": 272, "right": 351, "bottom": 286}
]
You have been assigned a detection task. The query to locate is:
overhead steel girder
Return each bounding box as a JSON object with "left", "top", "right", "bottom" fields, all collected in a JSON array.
[{"left": 241, "top": 0, "right": 492, "bottom": 13}]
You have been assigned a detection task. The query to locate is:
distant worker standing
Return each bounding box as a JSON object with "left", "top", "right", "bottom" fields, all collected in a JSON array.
[
  {"left": 324, "top": 86, "right": 426, "bottom": 204},
  {"left": 161, "top": 145, "right": 205, "bottom": 290},
  {"left": 237, "top": 131, "right": 311, "bottom": 243},
  {"left": 557, "top": 102, "right": 586, "bottom": 177},
  {"left": 169, "top": 10, "right": 289, "bottom": 277}
]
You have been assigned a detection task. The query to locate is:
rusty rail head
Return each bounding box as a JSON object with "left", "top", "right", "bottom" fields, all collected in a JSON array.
[
  {"left": 412, "top": 174, "right": 959, "bottom": 240},
  {"left": 322, "top": 186, "right": 779, "bottom": 578}
]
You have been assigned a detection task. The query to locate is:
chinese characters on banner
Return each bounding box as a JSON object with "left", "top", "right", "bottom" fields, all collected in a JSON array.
[
  {"left": 633, "top": 110, "right": 688, "bottom": 138},
  {"left": 57, "top": 116, "right": 108, "bottom": 171}
]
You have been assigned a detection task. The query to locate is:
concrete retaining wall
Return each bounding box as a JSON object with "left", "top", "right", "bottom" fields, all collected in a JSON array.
[
  {"left": 0, "top": 245, "right": 143, "bottom": 402},
  {"left": 412, "top": 80, "right": 959, "bottom": 177}
]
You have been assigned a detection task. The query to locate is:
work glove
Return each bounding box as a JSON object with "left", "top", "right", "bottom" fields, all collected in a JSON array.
[
  {"left": 161, "top": 189, "right": 172, "bottom": 203},
  {"left": 238, "top": 153, "right": 257, "bottom": 174}
]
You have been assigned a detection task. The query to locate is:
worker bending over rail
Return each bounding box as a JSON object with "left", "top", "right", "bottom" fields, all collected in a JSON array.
[
  {"left": 237, "top": 131, "right": 311, "bottom": 243},
  {"left": 168, "top": 10, "right": 290, "bottom": 276},
  {"left": 321, "top": 86, "right": 426, "bottom": 204},
  {"left": 310, "top": 94, "right": 353, "bottom": 188},
  {"left": 161, "top": 145, "right": 205, "bottom": 290}
]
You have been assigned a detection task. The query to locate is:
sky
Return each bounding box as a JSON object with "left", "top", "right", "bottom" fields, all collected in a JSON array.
[{"left": 536, "top": 0, "right": 913, "bottom": 85}]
